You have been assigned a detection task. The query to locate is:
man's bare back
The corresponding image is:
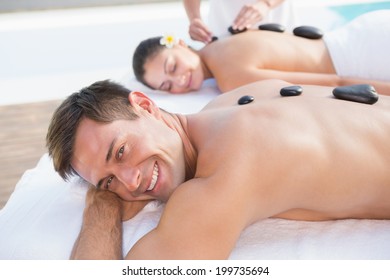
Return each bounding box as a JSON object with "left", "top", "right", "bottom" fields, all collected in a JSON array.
[{"left": 192, "top": 80, "right": 390, "bottom": 221}]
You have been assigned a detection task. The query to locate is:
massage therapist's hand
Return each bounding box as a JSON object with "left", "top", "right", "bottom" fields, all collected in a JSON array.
[
  {"left": 85, "top": 187, "right": 151, "bottom": 221},
  {"left": 188, "top": 17, "right": 213, "bottom": 44},
  {"left": 232, "top": 1, "right": 272, "bottom": 31}
]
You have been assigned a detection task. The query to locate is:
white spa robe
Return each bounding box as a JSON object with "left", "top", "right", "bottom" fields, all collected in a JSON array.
[
  {"left": 324, "top": 10, "right": 390, "bottom": 82},
  {"left": 207, "top": 0, "right": 296, "bottom": 38}
]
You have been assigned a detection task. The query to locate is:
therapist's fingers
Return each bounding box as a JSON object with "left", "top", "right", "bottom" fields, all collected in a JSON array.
[
  {"left": 189, "top": 18, "right": 213, "bottom": 43},
  {"left": 233, "top": 3, "right": 268, "bottom": 30}
]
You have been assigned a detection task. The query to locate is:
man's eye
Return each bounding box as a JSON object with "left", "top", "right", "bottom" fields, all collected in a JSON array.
[
  {"left": 105, "top": 176, "right": 113, "bottom": 189},
  {"left": 117, "top": 146, "right": 124, "bottom": 159}
]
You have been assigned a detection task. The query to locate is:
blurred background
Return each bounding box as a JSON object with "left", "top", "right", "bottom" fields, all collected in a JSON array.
[
  {"left": 0, "top": 0, "right": 389, "bottom": 209},
  {"left": 0, "top": 0, "right": 190, "bottom": 209}
]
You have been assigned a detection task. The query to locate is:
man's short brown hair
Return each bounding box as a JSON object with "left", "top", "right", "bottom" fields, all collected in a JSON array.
[{"left": 46, "top": 80, "right": 138, "bottom": 180}]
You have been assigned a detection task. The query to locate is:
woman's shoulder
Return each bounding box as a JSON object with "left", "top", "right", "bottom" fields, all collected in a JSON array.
[{"left": 201, "top": 32, "right": 262, "bottom": 63}]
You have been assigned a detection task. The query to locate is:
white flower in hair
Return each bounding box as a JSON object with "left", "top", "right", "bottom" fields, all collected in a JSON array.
[{"left": 160, "top": 34, "right": 178, "bottom": 48}]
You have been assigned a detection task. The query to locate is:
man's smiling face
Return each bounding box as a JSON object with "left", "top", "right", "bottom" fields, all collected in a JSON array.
[{"left": 71, "top": 96, "right": 187, "bottom": 202}]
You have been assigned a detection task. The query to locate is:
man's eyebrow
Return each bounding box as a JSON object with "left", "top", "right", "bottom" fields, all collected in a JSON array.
[
  {"left": 106, "top": 137, "right": 117, "bottom": 163},
  {"left": 95, "top": 137, "right": 117, "bottom": 189}
]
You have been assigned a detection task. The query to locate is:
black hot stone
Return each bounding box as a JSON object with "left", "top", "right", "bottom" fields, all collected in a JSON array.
[
  {"left": 211, "top": 36, "right": 219, "bottom": 42},
  {"left": 280, "top": 85, "right": 303, "bottom": 96},
  {"left": 293, "top": 26, "right": 324, "bottom": 39},
  {"left": 258, "top": 23, "right": 285, "bottom": 33},
  {"left": 228, "top": 26, "right": 247, "bottom": 35},
  {"left": 332, "top": 84, "right": 379, "bottom": 105},
  {"left": 238, "top": 95, "right": 255, "bottom": 105}
]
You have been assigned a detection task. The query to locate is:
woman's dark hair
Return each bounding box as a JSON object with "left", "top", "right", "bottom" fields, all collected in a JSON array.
[{"left": 132, "top": 36, "right": 164, "bottom": 88}]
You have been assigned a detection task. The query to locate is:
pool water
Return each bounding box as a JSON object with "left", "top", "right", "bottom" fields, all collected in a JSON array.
[
  {"left": 295, "top": 0, "right": 390, "bottom": 31},
  {"left": 330, "top": 1, "right": 390, "bottom": 22}
]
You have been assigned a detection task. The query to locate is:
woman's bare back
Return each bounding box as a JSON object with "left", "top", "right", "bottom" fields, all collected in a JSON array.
[{"left": 200, "top": 31, "right": 336, "bottom": 91}]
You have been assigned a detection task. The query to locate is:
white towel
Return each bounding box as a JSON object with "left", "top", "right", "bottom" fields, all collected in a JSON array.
[{"left": 324, "top": 10, "right": 390, "bottom": 82}]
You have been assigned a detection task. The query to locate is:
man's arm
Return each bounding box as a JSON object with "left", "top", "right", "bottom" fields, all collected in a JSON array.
[
  {"left": 70, "top": 188, "right": 150, "bottom": 259},
  {"left": 125, "top": 180, "right": 247, "bottom": 259},
  {"left": 70, "top": 188, "right": 122, "bottom": 259}
]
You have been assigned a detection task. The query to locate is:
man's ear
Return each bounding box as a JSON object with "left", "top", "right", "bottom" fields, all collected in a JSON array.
[{"left": 128, "top": 91, "right": 161, "bottom": 118}]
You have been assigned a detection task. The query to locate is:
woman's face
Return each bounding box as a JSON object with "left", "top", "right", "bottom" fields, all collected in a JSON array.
[{"left": 143, "top": 44, "right": 205, "bottom": 93}]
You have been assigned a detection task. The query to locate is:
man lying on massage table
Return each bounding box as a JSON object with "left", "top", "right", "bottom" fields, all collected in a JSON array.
[{"left": 46, "top": 79, "right": 390, "bottom": 259}]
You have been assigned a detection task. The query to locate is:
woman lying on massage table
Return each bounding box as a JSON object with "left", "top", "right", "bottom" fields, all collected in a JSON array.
[{"left": 132, "top": 10, "right": 390, "bottom": 95}]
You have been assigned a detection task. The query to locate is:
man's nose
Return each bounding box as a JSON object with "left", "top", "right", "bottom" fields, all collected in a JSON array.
[{"left": 117, "top": 167, "right": 141, "bottom": 192}]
